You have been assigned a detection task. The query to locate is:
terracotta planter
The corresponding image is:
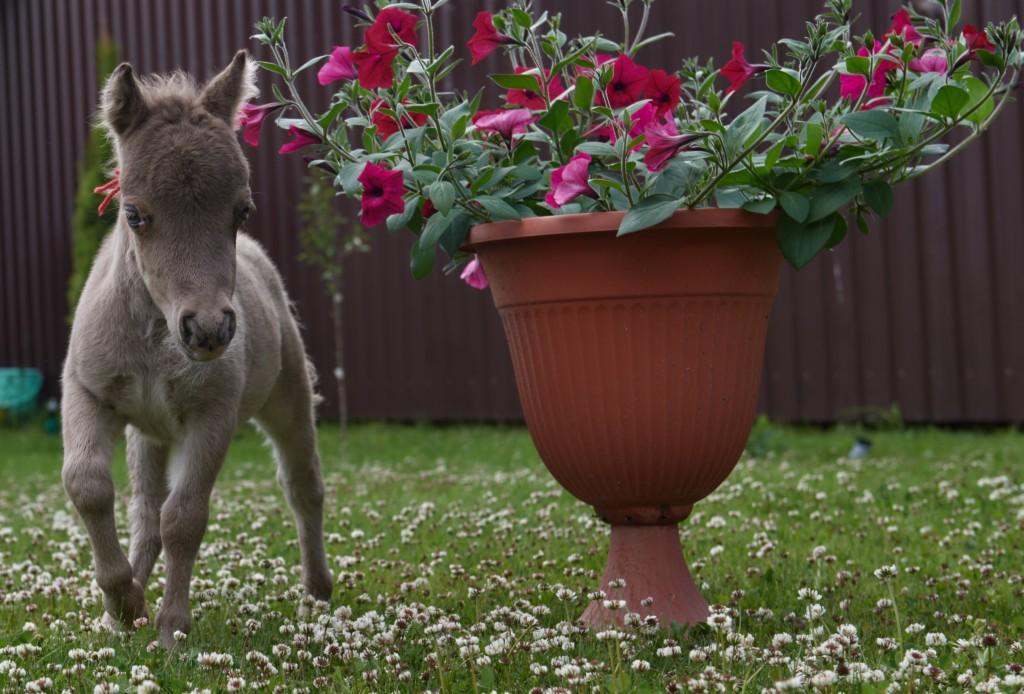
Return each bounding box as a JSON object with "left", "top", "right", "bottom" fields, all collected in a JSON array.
[{"left": 467, "top": 209, "right": 783, "bottom": 629}]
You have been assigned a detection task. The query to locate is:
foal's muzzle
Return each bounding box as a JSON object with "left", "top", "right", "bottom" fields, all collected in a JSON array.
[{"left": 179, "top": 308, "right": 236, "bottom": 361}]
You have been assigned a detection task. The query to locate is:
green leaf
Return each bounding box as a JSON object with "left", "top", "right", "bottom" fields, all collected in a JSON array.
[
  {"left": 725, "top": 96, "right": 768, "bottom": 157},
  {"left": 780, "top": 191, "right": 810, "bottom": 223},
  {"left": 256, "top": 60, "right": 289, "bottom": 78},
  {"left": 825, "top": 214, "right": 848, "bottom": 249},
  {"left": 438, "top": 212, "right": 472, "bottom": 257},
  {"left": 410, "top": 241, "right": 435, "bottom": 280},
  {"left": 776, "top": 213, "right": 834, "bottom": 269},
  {"left": 318, "top": 102, "right": 347, "bottom": 131},
  {"left": 428, "top": 181, "right": 456, "bottom": 216},
  {"left": 477, "top": 196, "right": 521, "bottom": 220},
  {"left": 949, "top": 0, "right": 962, "bottom": 27},
  {"left": 801, "top": 122, "right": 823, "bottom": 158},
  {"left": 765, "top": 69, "right": 801, "bottom": 97},
  {"left": 764, "top": 138, "right": 786, "bottom": 171},
  {"left": 387, "top": 201, "right": 417, "bottom": 234},
  {"left": 539, "top": 100, "right": 572, "bottom": 132},
  {"left": 574, "top": 76, "right": 594, "bottom": 110},
  {"left": 841, "top": 110, "right": 901, "bottom": 141},
  {"left": 963, "top": 75, "right": 995, "bottom": 126},
  {"left": 617, "top": 195, "right": 682, "bottom": 236},
  {"left": 845, "top": 55, "right": 871, "bottom": 76},
  {"left": 491, "top": 73, "right": 542, "bottom": 91},
  {"left": 808, "top": 178, "right": 861, "bottom": 222},
  {"left": 862, "top": 180, "right": 894, "bottom": 218},
  {"left": 743, "top": 197, "right": 777, "bottom": 215},
  {"left": 575, "top": 141, "right": 618, "bottom": 157},
  {"left": 930, "top": 84, "right": 970, "bottom": 119},
  {"left": 294, "top": 55, "right": 327, "bottom": 75},
  {"left": 406, "top": 102, "right": 440, "bottom": 118},
  {"left": 418, "top": 210, "right": 453, "bottom": 250}
]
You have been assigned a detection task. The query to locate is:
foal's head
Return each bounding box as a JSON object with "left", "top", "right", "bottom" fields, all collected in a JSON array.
[{"left": 102, "top": 51, "right": 258, "bottom": 361}]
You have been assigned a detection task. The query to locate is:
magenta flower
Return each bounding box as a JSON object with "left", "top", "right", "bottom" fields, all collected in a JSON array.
[
  {"left": 238, "top": 102, "right": 281, "bottom": 148},
  {"left": 645, "top": 68, "right": 682, "bottom": 117},
  {"left": 545, "top": 153, "right": 596, "bottom": 208},
  {"left": 643, "top": 121, "right": 701, "bottom": 173},
  {"left": 468, "top": 12, "right": 513, "bottom": 65},
  {"left": 279, "top": 125, "right": 320, "bottom": 154},
  {"left": 318, "top": 46, "right": 357, "bottom": 85},
  {"left": 605, "top": 54, "right": 650, "bottom": 108},
  {"left": 909, "top": 48, "right": 948, "bottom": 74},
  {"left": 358, "top": 162, "right": 406, "bottom": 227},
  {"left": 506, "top": 67, "right": 564, "bottom": 110},
  {"left": 963, "top": 25, "right": 996, "bottom": 55},
  {"left": 839, "top": 45, "right": 898, "bottom": 108},
  {"left": 365, "top": 7, "right": 419, "bottom": 50},
  {"left": 886, "top": 8, "right": 922, "bottom": 46},
  {"left": 460, "top": 256, "right": 489, "bottom": 290},
  {"left": 472, "top": 109, "right": 538, "bottom": 141},
  {"left": 721, "top": 42, "right": 767, "bottom": 94},
  {"left": 352, "top": 47, "right": 398, "bottom": 89}
]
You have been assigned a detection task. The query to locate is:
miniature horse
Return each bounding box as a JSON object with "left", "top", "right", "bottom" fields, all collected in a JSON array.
[{"left": 62, "top": 51, "right": 332, "bottom": 647}]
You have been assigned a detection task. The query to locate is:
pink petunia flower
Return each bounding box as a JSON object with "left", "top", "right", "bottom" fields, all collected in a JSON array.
[
  {"left": 472, "top": 109, "right": 538, "bottom": 141},
  {"left": 352, "top": 47, "right": 399, "bottom": 89},
  {"left": 468, "top": 12, "right": 513, "bottom": 65},
  {"left": 238, "top": 102, "right": 281, "bottom": 148},
  {"left": 605, "top": 54, "right": 649, "bottom": 108},
  {"left": 279, "top": 125, "right": 321, "bottom": 154},
  {"left": 545, "top": 153, "right": 596, "bottom": 208},
  {"left": 365, "top": 7, "right": 419, "bottom": 50},
  {"left": 643, "top": 121, "right": 701, "bottom": 173},
  {"left": 460, "top": 256, "right": 489, "bottom": 290},
  {"left": 318, "top": 46, "right": 357, "bottom": 85},
  {"left": 909, "top": 48, "right": 948, "bottom": 74},
  {"left": 358, "top": 162, "right": 406, "bottom": 227},
  {"left": 721, "top": 42, "right": 768, "bottom": 94}
]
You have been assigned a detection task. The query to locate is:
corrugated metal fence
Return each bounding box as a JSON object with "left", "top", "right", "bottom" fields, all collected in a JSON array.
[{"left": 1, "top": 0, "right": 1022, "bottom": 423}]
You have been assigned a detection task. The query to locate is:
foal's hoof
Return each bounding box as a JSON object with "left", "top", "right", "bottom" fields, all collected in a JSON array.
[
  {"left": 103, "top": 579, "right": 149, "bottom": 627},
  {"left": 156, "top": 610, "right": 192, "bottom": 649},
  {"left": 305, "top": 570, "right": 334, "bottom": 603}
]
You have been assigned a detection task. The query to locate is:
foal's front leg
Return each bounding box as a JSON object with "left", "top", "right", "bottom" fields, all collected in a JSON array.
[
  {"left": 62, "top": 379, "right": 147, "bottom": 625},
  {"left": 155, "top": 416, "right": 234, "bottom": 647}
]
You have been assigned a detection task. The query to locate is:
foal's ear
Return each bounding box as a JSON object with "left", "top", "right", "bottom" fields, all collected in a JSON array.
[
  {"left": 102, "top": 63, "right": 149, "bottom": 136},
  {"left": 201, "top": 50, "right": 258, "bottom": 126}
]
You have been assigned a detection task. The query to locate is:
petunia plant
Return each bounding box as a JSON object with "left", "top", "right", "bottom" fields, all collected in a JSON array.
[{"left": 248, "top": 0, "right": 1022, "bottom": 283}]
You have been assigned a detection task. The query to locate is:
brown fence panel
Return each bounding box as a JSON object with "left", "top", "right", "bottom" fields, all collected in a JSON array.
[{"left": 1, "top": 0, "right": 1022, "bottom": 423}]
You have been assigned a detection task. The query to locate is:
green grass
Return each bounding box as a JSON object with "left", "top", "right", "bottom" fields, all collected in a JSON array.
[{"left": 0, "top": 420, "right": 1021, "bottom": 692}]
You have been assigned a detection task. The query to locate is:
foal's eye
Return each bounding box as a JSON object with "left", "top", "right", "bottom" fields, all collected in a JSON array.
[
  {"left": 123, "top": 204, "right": 145, "bottom": 230},
  {"left": 236, "top": 203, "right": 255, "bottom": 227}
]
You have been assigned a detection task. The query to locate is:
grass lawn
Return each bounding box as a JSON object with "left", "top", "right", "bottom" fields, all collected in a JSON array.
[{"left": 0, "top": 420, "right": 1021, "bottom": 692}]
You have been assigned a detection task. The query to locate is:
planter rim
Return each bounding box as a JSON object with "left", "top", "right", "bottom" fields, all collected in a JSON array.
[{"left": 467, "top": 208, "right": 779, "bottom": 249}]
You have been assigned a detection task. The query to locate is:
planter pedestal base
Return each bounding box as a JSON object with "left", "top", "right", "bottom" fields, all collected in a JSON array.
[{"left": 580, "top": 525, "right": 708, "bottom": 629}]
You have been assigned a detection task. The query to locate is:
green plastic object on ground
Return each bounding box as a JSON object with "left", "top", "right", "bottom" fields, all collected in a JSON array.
[{"left": 0, "top": 368, "right": 43, "bottom": 423}]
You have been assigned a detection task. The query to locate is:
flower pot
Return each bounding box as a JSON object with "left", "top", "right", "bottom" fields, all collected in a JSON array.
[{"left": 467, "top": 209, "right": 783, "bottom": 629}]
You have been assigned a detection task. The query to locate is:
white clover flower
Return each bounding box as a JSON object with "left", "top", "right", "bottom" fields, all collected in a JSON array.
[
  {"left": 172, "top": 630, "right": 187, "bottom": 642},
  {"left": 873, "top": 564, "right": 899, "bottom": 581},
  {"left": 225, "top": 678, "right": 245, "bottom": 692},
  {"left": 925, "top": 632, "right": 947, "bottom": 647},
  {"left": 630, "top": 659, "right": 651, "bottom": 672},
  {"left": 905, "top": 623, "right": 925, "bottom": 635},
  {"left": 804, "top": 603, "right": 825, "bottom": 621}
]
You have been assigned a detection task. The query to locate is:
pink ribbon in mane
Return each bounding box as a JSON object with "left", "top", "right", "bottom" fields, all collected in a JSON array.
[{"left": 94, "top": 169, "right": 121, "bottom": 215}]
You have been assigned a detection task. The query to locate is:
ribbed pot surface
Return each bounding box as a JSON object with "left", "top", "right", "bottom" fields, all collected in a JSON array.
[{"left": 469, "top": 210, "right": 783, "bottom": 525}]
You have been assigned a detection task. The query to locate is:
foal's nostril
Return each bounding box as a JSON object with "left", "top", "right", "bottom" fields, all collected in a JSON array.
[
  {"left": 180, "top": 313, "right": 199, "bottom": 345},
  {"left": 220, "top": 309, "right": 237, "bottom": 345}
]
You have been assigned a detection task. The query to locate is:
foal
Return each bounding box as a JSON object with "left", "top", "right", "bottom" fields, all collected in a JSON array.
[{"left": 62, "top": 51, "right": 332, "bottom": 647}]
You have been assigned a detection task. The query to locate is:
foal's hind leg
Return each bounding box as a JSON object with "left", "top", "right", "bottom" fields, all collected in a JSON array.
[
  {"left": 256, "top": 363, "right": 332, "bottom": 602},
  {"left": 126, "top": 427, "right": 169, "bottom": 591}
]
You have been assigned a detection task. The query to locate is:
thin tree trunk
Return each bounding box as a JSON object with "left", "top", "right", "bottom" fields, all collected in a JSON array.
[{"left": 332, "top": 245, "right": 348, "bottom": 459}]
